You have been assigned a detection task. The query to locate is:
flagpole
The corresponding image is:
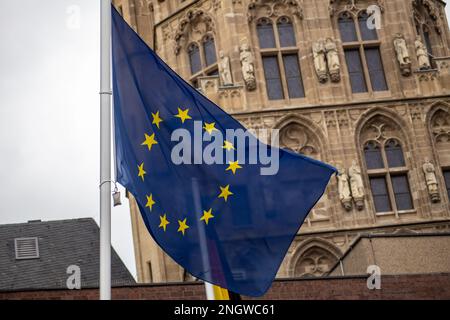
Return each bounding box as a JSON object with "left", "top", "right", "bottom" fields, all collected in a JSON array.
[
  {"left": 99, "top": 0, "right": 112, "bottom": 300},
  {"left": 191, "top": 178, "right": 215, "bottom": 300}
]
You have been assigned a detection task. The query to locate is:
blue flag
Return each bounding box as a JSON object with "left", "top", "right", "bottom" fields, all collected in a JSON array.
[{"left": 112, "top": 7, "right": 336, "bottom": 297}]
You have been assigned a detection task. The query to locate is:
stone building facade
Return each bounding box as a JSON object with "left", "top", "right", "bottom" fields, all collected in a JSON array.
[{"left": 112, "top": 0, "right": 450, "bottom": 284}]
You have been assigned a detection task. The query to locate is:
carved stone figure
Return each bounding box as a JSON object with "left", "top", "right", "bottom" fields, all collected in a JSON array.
[
  {"left": 325, "top": 38, "right": 340, "bottom": 82},
  {"left": 218, "top": 51, "right": 233, "bottom": 86},
  {"left": 393, "top": 33, "right": 411, "bottom": 76},
  {"left": 423, "top": 158, "right": 440, "bottom": 202},
  {"left": 415, "top": 36, "right": 431, "bottom": 70},
  {"left": 239, "top": 42, "right": 256, "bottom": 90},
  {"left": 349, "top": 160, "right": 365, "bottom": 210},
  {"left": 336, "top": 164, "right": 352, "bottom": 211},
  {"left": 312, "top": 39, "right": 328, "bottom": 83}
]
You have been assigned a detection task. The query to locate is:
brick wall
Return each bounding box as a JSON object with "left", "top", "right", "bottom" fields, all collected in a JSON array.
[{"left": 1, "top": 273, "right": 449, "bottom": 300}]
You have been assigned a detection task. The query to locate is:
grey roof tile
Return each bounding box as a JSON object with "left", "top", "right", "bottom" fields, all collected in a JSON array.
[{"left": 0, "top": 218, "right": 135, "bottom": 290}]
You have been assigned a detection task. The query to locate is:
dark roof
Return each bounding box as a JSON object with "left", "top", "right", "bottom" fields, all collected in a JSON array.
[{"left": 0, "top": 218, "right": 135, "bottom": 291}]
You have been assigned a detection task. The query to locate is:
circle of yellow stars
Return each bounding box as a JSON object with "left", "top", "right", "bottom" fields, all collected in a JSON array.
[{"left": 136, "top": 107, "right": 242, "bottom": 236}]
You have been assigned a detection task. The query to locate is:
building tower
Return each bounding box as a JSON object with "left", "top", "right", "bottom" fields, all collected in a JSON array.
[{"left": 113, "top": 0, "right": 450, "bottom": 283}]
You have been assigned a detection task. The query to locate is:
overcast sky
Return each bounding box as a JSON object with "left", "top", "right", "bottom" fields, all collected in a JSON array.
[{"left": 1, "top": 1, "right": 450, "bottom": 281}]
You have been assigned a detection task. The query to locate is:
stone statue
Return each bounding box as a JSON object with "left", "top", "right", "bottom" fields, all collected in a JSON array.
[
  {"left": 349, "top": 160, "right": 365, "bottom": 210},
  {"left": 325, "top": 38, "right": 340, "bottom": 82},
  {"left": 239, "top": 41, "right": 256, "bottom": 90},
  {"left": 423, "top": 158, "right": 440, "bottom": 202},
  {"left": 312, "top": 39, "right": 328, "bottom": 83},
  {"left": 336, "top": 164, "right": 352, "bottom": 211},
  {"left": 393, "top": 33, "right": 411, "bottom": 76},
  {"left": 218, "top": 51, "right": 233, "bottom": 86},
  {"left": 415, "top": 36, "right": 431, "bottom": 70}
]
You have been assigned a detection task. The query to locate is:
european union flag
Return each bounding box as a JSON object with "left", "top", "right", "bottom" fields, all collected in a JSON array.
[{"left": 112, "top": 7, "right": 336, "bottom": 297}]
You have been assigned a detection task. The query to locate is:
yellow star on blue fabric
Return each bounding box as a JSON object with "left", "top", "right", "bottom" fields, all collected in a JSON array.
[
  {"left": 145, "top": 194, "right": 155, "bottom": 211},
  {"left": 203, "top": 122, "right": 218, "bottom": 134},
  {"left": 141, "top": 133, "right": 158, "bottom": 151},
  {"left": 137, "top": 162, "right": 146, "bottom": 181},
  {"left": 222, "top": 140, "right": 235, "bottom": 151},
  {"left": 175, "top": 107, "right": 192, "bottom": 123},
  {"left": 226, "top": 160, "right": 242, "bottom": 174},
  {"left": 152, "top": 111, "right": 163, "bottom": 129},
  {"left": 200, "top": 208, "right": 214, "bottom": 225},
  {"left": 218, "top": 185, "right": 233, "bottom": 202},
  {"left": 159, "top": 214, "right": 169, "bottom": 232},
  {"left": 177, "top": 218, "right": 189, "bottom": 236}
]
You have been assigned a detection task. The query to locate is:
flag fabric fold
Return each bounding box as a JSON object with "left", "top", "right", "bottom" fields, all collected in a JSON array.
[{"left": 112, "top": 6, "right": 336, "bottom": 297}]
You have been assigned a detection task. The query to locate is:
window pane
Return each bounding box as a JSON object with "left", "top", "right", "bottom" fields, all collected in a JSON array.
[
  {"left": 188, "top": 43, "right": 201, "bottom": 75},
  {"left": 424, "top": 30, "right": 433, "bottom": 56},
  {"left": 257, "top": 18, "right": 276, "bottom": 49},
  {"left": 358, "top": 11, "right": 378, "bottom": 41},
  {"left": 203, "top": 36, "right": 217, "bottom": 66},
  {"left": 391, "top": 175, "right": 413, "bottom": 210},
  {"left": 338, "top": 12, "right": 358, "bottom": 42},
  {"left": 282, "top": 54, "right": 305, "bottom": 98},
  {"left": 345, "top": 49, "right": 367, "bottom": 93},
  {"left": 385, "top": 139, "right": 405, "bottom": 168},
  {"left": 277, "top": 17, "right": 296, "bottom": 47},
  {"left": 364, "top": 141, "right": 384, "bottom": 169},
  {"left": 444, "top": 170, "right": 450, "bottom": 201},
  {"left": 263, "top": 56, "right": 284, "bottom": 100},
  {"left": 365, "top": 47, "right": 388, "bottom": 91},
  {"left": 370, "top": 176, "right": 392, "bottom": 212}
]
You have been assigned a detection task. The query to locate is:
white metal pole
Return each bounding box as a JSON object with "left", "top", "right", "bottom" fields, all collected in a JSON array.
[
  {"left": 192, "top": 178, "right": 215, "bottom": 300},
  {"left": 99, "top": 0, "right": 112, "bottom": 300}
]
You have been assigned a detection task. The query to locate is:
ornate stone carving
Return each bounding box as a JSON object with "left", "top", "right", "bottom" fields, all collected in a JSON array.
[
  {"left": 239, "top": 41, "right": 257, "bottom": 91},
  {"left": 173, "top": 9, "right": 215, "bottom": 55},
  {"left": 336, "top": 164, "right": 352, "bottom": 211},
  {"left": 423, "top": 158, "right": 440, "bottom": 202},
  {"left": 312, "top": 39, "right": 328, "bottom": 83},
  {"left": 349, "top": 160, "right": 365, "bottom": 210},
  {"left": 247, "top": 0, "right": 303, "bottom": 22},
  {"left": 329, "top": 0, "right": 385, "bottom": 16},
  {"left": 294, "top": 246, "right": 338, "bottom": 277},
  {"left": 279, "top": 123, "right": 320, "bottom": 158},
  {"left": 393, "top": 33, "right": 412, "bottom": 76},
  {"left": 415, "top": 36, "right": 431, "bottom": 70},
  {"left": 325, "top": 38, "right": 341, "bottom": 82},
  {"left": 413, "top": 0, "right": 443, "bottom": 34},
  {"left": 431, "top": 109, "right": 450, "bottom": 144},
  {"left": 218, "top": 51, "right": 233, "bottom": 86}
]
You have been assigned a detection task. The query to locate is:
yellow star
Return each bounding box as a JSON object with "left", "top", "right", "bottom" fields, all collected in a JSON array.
[
  {"left": 177, "top": 218, "right": 189, "bottom": 236},
  {"left": 222, "top": 140, "right": 235, "bottom": 151},
  {"left": 226, "top": 160, "right": 242, "bottom": 174},
  {"left": 145, "top": 194, "right": 155, "bottom": 211},
  {"left": 137, "top": 162, "right": 146, "bottom": 181},
  {"left": 175, "top": 107, "right": 192, "bottom": 124},
  {"left": 152, "top": 111, "right": 163, "bottom": 129},
  {"left": 200, "top": 208, "right": 214, "bottom": 225},
  {"left": 203, "top": 122, "right": 217, "bottom": 134},
  {"left": 141, "top": 133, "right": 158, "bottom": 151},
  {"left": 159, "top": 214, "right": 169, "bottom": 232},
  {"left": 218, "top": 185, "right": 233, "bottom": 202}
]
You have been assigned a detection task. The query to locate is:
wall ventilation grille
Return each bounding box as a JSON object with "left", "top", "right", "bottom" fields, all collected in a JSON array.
[{"left": 14, "top": 237, "right": 40, "bottom": 260}]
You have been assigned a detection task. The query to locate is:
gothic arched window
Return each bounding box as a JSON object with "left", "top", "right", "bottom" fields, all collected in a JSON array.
[
  {"left": 187, "top": 35, "right": 218, "bottom": 87},
  {"left": 338, "top": 11, "right": 357, "bottom": 42},
  {"left": 358, "top": 11, "right": 377, "bottom": 41},
  {"left": 257, "top": 18, "right": 276, "bottom": 48},
  {"left": 364, "top": 138, "right": 413, "bottom": 213},
  {"left": 188, "top": 43, "right": 201, "bottom": 75},
  {"left": 277, "top": 16, "right": 296, "bottom": 47},
  {"left": 256, "top": 16, "right": 305, "bottom": 100},
  {"left": 338, "top": 10, "right": 387, "bottom": 93},
  {"left": 203, "top": 34, "right": 217, "bottom": 66}
]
